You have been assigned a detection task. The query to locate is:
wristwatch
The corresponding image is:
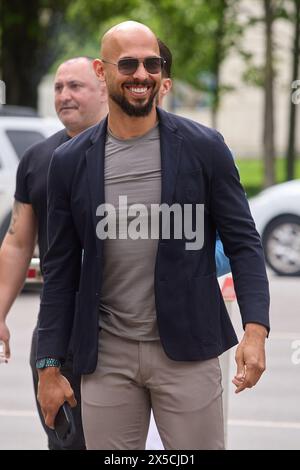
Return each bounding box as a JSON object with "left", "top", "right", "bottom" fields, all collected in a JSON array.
[{"left": 36, "top": 357, "right": 61, "bottom": 369}]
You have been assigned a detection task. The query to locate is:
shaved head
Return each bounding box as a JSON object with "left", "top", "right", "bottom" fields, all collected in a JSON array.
[
  {"left": 95, "top": 21, "right": 161, "bottom": 119},
  {"left": 101, "top": 21, "right": 159, "bottom": 61}
]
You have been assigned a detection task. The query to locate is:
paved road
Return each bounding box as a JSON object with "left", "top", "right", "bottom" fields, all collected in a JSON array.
[{"left": 0, "top": 271, "right": 299, "bottom": 450}]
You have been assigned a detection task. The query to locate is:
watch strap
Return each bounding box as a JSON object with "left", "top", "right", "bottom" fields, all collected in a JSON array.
[{"left": 36, "top": 357, "right": 61, "bottom": 369}]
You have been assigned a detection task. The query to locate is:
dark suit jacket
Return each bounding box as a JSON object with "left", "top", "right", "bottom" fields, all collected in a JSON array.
[{"left": 38, "top": 108, "right": 270, "bottom": 375}]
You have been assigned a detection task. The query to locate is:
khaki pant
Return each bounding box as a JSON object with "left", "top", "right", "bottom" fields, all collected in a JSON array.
[{"left": 81, "top": 329, "right": 224, "bottom": 450}]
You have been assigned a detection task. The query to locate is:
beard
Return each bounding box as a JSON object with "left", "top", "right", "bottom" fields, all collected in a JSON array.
[{"left": 109, "top": 82, "right": 159, "bottom": 117}]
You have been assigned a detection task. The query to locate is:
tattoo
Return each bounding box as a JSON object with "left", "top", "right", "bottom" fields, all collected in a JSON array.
[{"left": 8, "top": 201, "right": 24, "bottom": 235}]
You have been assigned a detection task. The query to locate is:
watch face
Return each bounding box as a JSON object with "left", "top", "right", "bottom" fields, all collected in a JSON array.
[{"left": 36, "top": 358, "right": 46, "bottom": 369}]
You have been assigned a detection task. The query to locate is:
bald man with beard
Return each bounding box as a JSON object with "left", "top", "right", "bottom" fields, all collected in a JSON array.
[{"left": 37, "top": 22, "right": 269, "bottom": 450}]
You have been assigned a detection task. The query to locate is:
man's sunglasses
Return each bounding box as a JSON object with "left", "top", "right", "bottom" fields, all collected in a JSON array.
[{"left": 101, "top": 56, "right": 166, "bottom": 75}]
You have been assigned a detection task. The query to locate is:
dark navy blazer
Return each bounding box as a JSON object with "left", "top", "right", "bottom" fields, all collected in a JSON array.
[{"left": 38, "top": 108, "right": 270, "bottom": 375}]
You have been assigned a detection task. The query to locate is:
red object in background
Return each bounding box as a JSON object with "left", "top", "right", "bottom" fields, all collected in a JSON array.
[
  {"left": 221, "top": 276, "right": 236, "bottom": 301},
  {"left": 27, "top": 268, "right": 37, "bottom": 279}
]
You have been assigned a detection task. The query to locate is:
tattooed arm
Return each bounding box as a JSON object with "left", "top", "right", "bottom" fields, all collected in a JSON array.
[{"left": 0, "top": 200, "right": 37, "bottom": 359}]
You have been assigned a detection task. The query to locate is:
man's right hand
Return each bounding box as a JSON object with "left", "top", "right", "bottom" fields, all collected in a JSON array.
[
  {"left": 0, "top": 321, "right": 10, "bottom": 362},
  {"left": 37, "top": 367, "right": 77, "bottom": 429}
]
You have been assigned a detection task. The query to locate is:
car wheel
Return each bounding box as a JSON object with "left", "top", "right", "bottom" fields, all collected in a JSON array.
[{"left": 262, "top": 214, "right": 300, "bottom": 276}]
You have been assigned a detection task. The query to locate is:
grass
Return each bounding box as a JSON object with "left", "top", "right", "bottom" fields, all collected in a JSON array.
[{"left": 235, "top": 158, "right": 300, "bottom": 197}]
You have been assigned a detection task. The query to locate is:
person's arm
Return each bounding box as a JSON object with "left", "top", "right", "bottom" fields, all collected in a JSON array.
[
  {"left": 215, "top": 235, "right": 231, "bottom": 277},
  {"left": 210, "top": 133, "right": 269, "bottom": 393},
  {"left": 0, "top": 201, "right": 37, "bottom": 359},
  {"left": 37, "top": 149, "right": 81, "bottom": 428}
]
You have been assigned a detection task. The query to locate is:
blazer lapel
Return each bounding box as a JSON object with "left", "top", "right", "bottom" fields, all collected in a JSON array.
[
  {"left": 85, "top": 118, "right": 108, "bottom": 255},
  {"left": 157, "top": 108, "right": 183, "bottom": 206}
]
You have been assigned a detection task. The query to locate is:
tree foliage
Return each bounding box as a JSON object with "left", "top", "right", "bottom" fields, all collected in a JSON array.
[
  {"left": 1, "top": 0, "right": 298, "bottom": 187},
  {"left": 0, "top": 0, "right": 70, "bottom": 107},
  {"left": 286, "top": 0, "right": 300, "bottom": 180},
  {"left": 66, "top": 0, "right": 243, "bottom": 124}
]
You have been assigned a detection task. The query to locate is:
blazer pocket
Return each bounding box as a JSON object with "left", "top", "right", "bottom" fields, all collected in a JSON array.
[
  {"left": 185, "top": 169, "right": 203, "bottom": 202},
  {"left": 188, "top": 273, "right": 221, "bottom": 344}
]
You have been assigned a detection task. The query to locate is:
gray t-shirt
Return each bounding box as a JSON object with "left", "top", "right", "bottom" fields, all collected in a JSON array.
[{"left": 99, "top": 123, "right": 161, "bottom": 340}]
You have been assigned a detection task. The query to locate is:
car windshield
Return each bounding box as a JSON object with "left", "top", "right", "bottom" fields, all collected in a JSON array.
[{"left": 5, "top": 129, "right": 45, "bottom": 159}]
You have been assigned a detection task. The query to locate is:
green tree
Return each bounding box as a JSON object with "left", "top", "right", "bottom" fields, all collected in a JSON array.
[
  {"left": 0, "top": 0, "right": 137, "bottom": 109},
  {"left": 263, "top": 0, "right": 276, "bottom": 188},
  {"left": 286, "top": 0, "right": 300, "bottom": 180},
  {"left": 66, "top": 0, "right": 242, "bottom": 127},
  {"left": 0, "top": 0, "right": 70, "bottom": 109},
  {"left": 241, "top": 0, "right": 287, "bottom": 188},
  {"left": 140, "top": 0, "right": 242, "bottom": 127}
]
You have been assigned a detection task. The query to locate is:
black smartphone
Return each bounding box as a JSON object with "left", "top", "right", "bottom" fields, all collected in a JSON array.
[{"left": 54, "top": 402, "right": 76, "bottom": 444}]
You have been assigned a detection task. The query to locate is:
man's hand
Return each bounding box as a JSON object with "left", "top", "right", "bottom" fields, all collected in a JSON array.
[
  {"left": 37, "top": 368, "right": 77, "bottom": 429},
  {"left": 232, "top": 323, "right": 268, "bottom": 394},
  {"left": 0, "top": 321, "right": 10, "bottom": 363}
]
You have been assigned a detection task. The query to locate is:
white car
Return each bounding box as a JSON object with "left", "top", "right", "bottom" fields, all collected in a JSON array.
[
  {"left": 249, "top": 180, "right": 300, "bottom": 276},
  {"left": 0, "top": 114, "right": 62, "bottom": 236},
  {"left": 0, "top": 110, "right": 62, "bottom": 287}
]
